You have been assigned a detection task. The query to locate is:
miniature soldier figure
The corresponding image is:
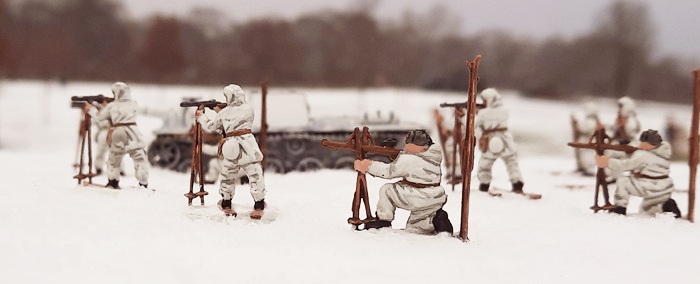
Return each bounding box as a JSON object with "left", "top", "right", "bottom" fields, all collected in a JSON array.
[
  {"left": 574, "top": 103, "right": 604, "bottom": 176},
  {"left": 474, "top": 88, "right": 524, "bottom": 193},
  {"left": 354, "top": 129, "right": 453, "bottom": 235},
  {"left": 595, "top": 129, "right": 682, "bottom": 217},
  {"left": 85, "top": 82, "right": 149, "bottom": 189},
  {"left": 195, "top": 84, "right": 266, "bottom": 219},
  {"left": 612, "top": 96, "right": 641, "bottom": 145}
]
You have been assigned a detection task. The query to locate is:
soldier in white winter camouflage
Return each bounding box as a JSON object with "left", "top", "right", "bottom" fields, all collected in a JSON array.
[
  {"left": 85, "top": 82, "right": 150, "bottom": 189},
  {"left": 354, "top": 129, "right": 453, "bottom": 235},
  {"left": 596, "top": 129, "right": 682, "bottom": 217},
  {"left": 195, "top": 84, "right": 267, "bottom": 219},
  {"left": 474, "top": 88, "right": 525, "bottom": 193}
]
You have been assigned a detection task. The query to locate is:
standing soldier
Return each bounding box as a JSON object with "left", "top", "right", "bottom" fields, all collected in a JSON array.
[
  {"left": 195, "top": 84, "right": 266, "bottom": 219},
  {"left": 354, "top": 129, "right": 453, "bottom": 234},
  {"left": 85, "top": 82, "right": 149, "bottom": 189},
  {"left": 595, "top": 129, "right": 682, "bottom": 217},
  {"left": 612, "top": 96, "right": 641, "bottom": 145},
  {"left": 474, "top": 88, "right": 524, "bottom": 193},
  {"left": 574, "top": 102, "right": 605, "bottom": 176}
]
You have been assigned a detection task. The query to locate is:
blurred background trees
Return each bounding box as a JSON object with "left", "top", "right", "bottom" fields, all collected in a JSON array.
[{"left": 0, "top": 0, "right": 694, "bottom": 102}]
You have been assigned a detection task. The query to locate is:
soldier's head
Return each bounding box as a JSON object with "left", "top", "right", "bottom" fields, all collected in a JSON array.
[
  {"left": 617, "top": 96, "right": 636, "bottom": 115},
  {"left": 405, "top": 129, "right": 433, "bottom": 153},
  {"left": 639, "top": 129, "right": 662, "bottom": 149},
  {"left": 479, "top": 88, "right": 502, "bottom": 108},
  {"left": 111, "top": 82, "right": 130, "bottom": 100},
  {"left": 223, "top": 84, "right": 246, "bottom": 106}
]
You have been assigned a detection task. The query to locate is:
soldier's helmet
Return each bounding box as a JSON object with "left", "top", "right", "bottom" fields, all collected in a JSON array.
[
  {"left": 639, "top": 129, "right": 662, "bottom": 146},
  {"left": 479, "top": 88, "right": 502, "bottom": 108},
  {"left": 405, "top": 129, "right": 433, "bottom": 147},
  {"left": 617, "top": 96, "right": 636, "bottom": 115},
  {"left": 223, "top": 84, "right": 246, "bottom": 106},
  {"left": 111, "top": 82, "right": 130, "bottom": 100}
]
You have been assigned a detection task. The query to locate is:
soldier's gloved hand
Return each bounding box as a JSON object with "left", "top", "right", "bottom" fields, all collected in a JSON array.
[
  {"left": 354, "top": 159, "right": 372, "bottom": 174},
  {"left": 595, "top": 155, "right": 609, "bottom": 168},
  {"left": 195, "top": 109, "right": 203, "bottom": 119}
]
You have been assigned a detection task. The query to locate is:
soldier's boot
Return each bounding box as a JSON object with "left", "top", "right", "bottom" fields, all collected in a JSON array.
[
  {"left": 95, "top": 168, "right": 103, "bottom": 175},
  {"left": 106, "top": 179, "right": 120, "bottom": 189},
  {"left": 250, "top": 199, "right": 265, "bottom": 220},
  {"left": 479, "top": 183, "right": 490, "bottom": 192},
  {"left": 608, "top": 206, "right": 627, "bottom": 215},
  {"left": 363, "top": 219, "right": 392, "bottom": 230},
  {"left": 512, "top": 181, "right": 524, "bottom": 194},
  {"left": 139, "top": 183, "right": 148, "bottom": 189},
  {"left": 662, "top": 198, "right": 682, "bottom": 218},
  {"left": 432, "top": 208, "right": 453, "bottom": 234},
  {"left": 218, "top": 199, "right": 237, "bottom": 217}
]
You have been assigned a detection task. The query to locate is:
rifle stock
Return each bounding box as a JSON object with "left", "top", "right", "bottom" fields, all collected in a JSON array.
[{"left": 179, "top": 100, "right": 227, "bottom": 110}]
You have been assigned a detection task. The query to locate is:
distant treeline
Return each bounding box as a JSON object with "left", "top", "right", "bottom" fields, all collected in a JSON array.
[{"left": 0, "top": 0, "right": 694, "bottom": 102}]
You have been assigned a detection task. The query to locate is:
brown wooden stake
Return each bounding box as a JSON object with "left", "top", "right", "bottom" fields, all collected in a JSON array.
[
  {"left": 73, "top": 109, "right": 96, "bottom": 185},
  {"left": 459, "top": 55, "right": 481, "bottom": 242},
  {"left": 321, "top": 126, "right": 400, "bottom": 226},
  {"left": 260, "top": 82, "right": 269, "bottom": 171},
  {"left": 688, "top": 69, "right": 700, "bottom": 223},
  {"left": 185, "top": 109, "right": 209, "bottom": 206}
]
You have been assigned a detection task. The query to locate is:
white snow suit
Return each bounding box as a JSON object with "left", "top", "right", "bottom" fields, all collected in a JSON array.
[
  {"left": 88, "top": 82, "right": 149, "bottom": 185},
  {"left": 474, "top": 88, "right": 523, "bottom": 184},
  {"left": 612, "top": 96, "right": 641, "bottom": 144},
  {"left": 92, "top": 104, "right": 111, "bottom": 173},
  {"left": 606, "top": 142, "right": 675, "bottom": 215},
  {"left": 197, "top": 84, "right": 265, "bottom": 202},
  {"left": 367, "top": 144, "right": 447, "bottom": 235},
  {"left": 575, "top": 104, "right": 604, "bottom": 175}
]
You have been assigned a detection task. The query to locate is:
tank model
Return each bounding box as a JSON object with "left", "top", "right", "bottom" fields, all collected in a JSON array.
[{"left": 146, "top": 97, "right": 423, "bottom": 174}]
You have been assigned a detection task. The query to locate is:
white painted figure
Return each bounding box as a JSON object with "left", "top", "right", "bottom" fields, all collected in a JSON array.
[
  {"left": 195, "top": 84, "right": 266, "bottom": 219},
  {"left": 354, "top": 129, "right": 453, "bottom": 235},
  {"left": 596, "top": 129, "right": 681, "bottom": 217},
  {"left": 86, "top": 82, "right": 149, "bottom": 189},
  {"left": 474, "top": 88, "right": 524, "bottom": 193}
]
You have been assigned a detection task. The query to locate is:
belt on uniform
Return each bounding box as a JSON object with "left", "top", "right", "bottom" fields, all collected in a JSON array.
[
  {"left": 633, "top": 172, "right": 669, "bottom": 180},
  {"left": 218, "top": 129, "right": 253, "bottom": 157},
  {"left": 107, "top": 122, "right": 136, "bottom": 146},
  {"left": 399, "top": 179, "right": 440, "bottom": 188}
]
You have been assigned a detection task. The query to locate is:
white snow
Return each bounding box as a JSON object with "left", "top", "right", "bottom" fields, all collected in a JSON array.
[{"left": 0, "top": 80, "right": 698, "bottom": 283}]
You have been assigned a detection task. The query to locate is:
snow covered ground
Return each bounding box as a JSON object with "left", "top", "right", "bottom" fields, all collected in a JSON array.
[{"left": 0, "top": 80, "right": 698, "bottom": 283}]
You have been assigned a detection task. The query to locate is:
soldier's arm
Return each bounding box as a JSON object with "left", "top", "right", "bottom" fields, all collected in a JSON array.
[
  {"left": 197, "top": 110, "right": 223, "bottom": 134},
  {"left": 607, "top": 152, "right": 644, "bottom": 172},
  {"left": 367, "top": 156, "right": 407, "bottom": 179}
]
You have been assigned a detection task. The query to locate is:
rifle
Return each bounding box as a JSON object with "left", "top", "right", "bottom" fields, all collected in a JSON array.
[
  {"left": 567, "top": 129, "right": 638, "bottom": 211},
  {"left": 179, "top": 100, "right": 227, "bottom": 110},
  {"left": 320, "top": 127, "right": 400, "bottom": 226},
  {"left": 439, "top": 102, "right": 486, "bottom": 110},
  {"left": 71, "top": 95, "right": 114, "bottom": 105}
]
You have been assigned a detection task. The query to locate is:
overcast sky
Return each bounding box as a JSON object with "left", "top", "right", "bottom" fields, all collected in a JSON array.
[{"left": 121, "top": 0, "right": 699, "bottom": 60}]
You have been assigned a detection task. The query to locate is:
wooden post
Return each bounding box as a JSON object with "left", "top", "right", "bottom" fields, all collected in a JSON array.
[
  {"left": 184, "top": 109, "right": 208, "bottom": 206},
  {"left": 459, "top": 55, "right": 481, "bottom": 242},
  {"left": 260, "top": 82, "right": 269, "bottom": 171},
  {"left": 688, "top": 69, "right": 700, "bottom": 223},
  {"left": 73, "top": 109, "right": 96, "bottom": 185}
]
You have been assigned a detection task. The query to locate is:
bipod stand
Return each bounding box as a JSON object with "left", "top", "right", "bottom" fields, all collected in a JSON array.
[
  {"left": 185, "top": 116, "right": 209, "bottom": 205},
  {"left": 73, "top": 108, "right": 96, "bottom": 185},
  {"left": 321, "top": 127, "right": 400, "bottom": 228}
]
